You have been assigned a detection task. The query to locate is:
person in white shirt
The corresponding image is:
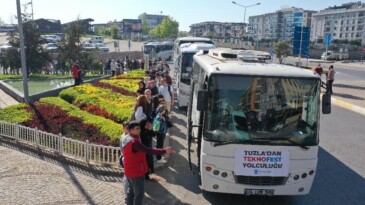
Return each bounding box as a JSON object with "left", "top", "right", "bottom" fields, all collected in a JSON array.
[
  {"left": 110, "top": 59, "right": 117, "bottom": 76},
  {"left": 158, "top": 79, "right": 174, "bottom": 113},
  {"left": 134, "top": 95, "right": 147, "bottom": 122}
]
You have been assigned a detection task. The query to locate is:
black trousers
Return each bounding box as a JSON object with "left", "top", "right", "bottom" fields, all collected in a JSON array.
[
  {"left": 155, "top": 132, "right": 165, "bottom": 160},
  {"left": 327, "top": 80, "right": 334, "bottom": 94}
]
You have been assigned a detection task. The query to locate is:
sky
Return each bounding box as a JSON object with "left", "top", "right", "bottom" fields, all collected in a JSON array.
[{"left": 0, "top": 0, "right": 362, "bottom": 31}]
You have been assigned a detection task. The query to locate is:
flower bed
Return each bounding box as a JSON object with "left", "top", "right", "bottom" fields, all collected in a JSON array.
[
  {"left": 100, "top": 78, "right": 140, "bottom": 93},
  {"left": 39, "top": 97, "right": 122, "bottom": 143},
  {"left": 59, "top": 84, "right": 135, "bottom": 123}
]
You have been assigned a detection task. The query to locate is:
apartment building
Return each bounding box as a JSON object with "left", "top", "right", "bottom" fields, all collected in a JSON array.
[
  {"left": 189, "top": 21, "right": 245, "bottom": 38},
  {"left": 248, "top": 7, "right": 314, "bottom": 41},
  {"left": 311, "top": 2, "right": 365, "bottom": 43}
]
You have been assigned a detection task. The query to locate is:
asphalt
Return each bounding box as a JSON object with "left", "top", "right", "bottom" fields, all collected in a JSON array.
[{"left": 0, "top": 60, "right": 364, "bottom": 204}]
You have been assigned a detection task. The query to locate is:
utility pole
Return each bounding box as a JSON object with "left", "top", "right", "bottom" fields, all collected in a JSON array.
[{"left": 16, "top": 0, "right": 29, "bottom": 103}]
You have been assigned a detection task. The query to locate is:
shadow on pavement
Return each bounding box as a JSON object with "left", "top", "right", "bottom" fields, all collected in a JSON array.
[
  {"left": 0, "top": 137, "right": 123, "bottom": 182},
  {"left": 332, "top": 93, "right": 365, "bottom": 100}
]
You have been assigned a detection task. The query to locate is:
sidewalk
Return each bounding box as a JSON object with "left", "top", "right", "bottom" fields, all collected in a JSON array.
[{"left": 0, "top": 88, "right": 19, "bottom": 109}]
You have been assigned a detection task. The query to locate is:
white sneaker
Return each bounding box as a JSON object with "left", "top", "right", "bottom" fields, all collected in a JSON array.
[{"left": 156, "top": 159, "right": 167, "bottom": 164}]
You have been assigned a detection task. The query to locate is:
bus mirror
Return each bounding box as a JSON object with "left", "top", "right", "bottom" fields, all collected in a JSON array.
[
  {"left": 186, "top": 67, "right": 192, "bottom": 72},
  {"left": 322, "top": 93, "right": 331, "bottom": 114},
  {"left": 197, "top": 90, "right": 208, "bottom": 111}
]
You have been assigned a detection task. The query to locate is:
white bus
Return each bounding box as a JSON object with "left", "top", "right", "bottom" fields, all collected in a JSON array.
[
  {"left": 175, "top": 43, "right": 216, "bottom": 108},
  {"left": 173, "top": 37, "right": 214, "bottom": 65},
  {"left": 143, "top": 41, "right": 174, "bottom": 61},
  {"left": 186, "top": 48, "right": 332, "bottom": 196}
]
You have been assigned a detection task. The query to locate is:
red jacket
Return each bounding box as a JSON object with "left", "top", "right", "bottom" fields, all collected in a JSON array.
[
  {"left": 122, "top": 134, "right": 148, "bottom": 178},
  {"left": 71, "top": 65, "right": 79, "bottom": 78}
]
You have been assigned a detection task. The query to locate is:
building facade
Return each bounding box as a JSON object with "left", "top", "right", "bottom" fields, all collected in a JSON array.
[
  {"left": 138, "top": 13, "right": 166, "bottom": 30},
  {"left": 248, "top": 7, "right": 314, "bottom": 41},
  {"left": 189, "top": 21, "right": 245, "bottom": 38},
  {"left": 311, "top": 2, "right": 365, "bottom": 44},
  {"left": 34, "top": 19, "right": 62, "bottom": 34}
]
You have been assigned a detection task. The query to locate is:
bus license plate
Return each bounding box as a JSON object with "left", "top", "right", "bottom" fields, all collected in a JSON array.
[{"left": 244, "top": 189, "right": 274, "bottom": 196}]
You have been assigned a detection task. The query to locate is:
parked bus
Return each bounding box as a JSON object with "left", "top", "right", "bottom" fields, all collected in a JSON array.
[
  {"left": 143, "top": 41, "right": 174, "bottom": 61},
  {"left": 175, "top": 43, "right": 216, "bottom": 108},
  {"left": 186, "top": 48, "right": 332, "bottom": 196},
  {"left": 173, "top": 37, "right": 214, "bottom": 66}
]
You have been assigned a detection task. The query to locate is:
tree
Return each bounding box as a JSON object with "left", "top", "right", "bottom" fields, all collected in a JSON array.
[
  {"left": 149, "top": 17, "right": 179, "bottom": 39},
  {"left": 7, "top": 20, "right": 51, "bottom": 74},
  {"left": 57, "top": 19, "right": 85, "bottom": 72},
  {"left": 98, "top": 27, "right": 110, "bottom": 36},
  {"left": 109, "top": 25, "right": 120, "bottom": 39},
  {"left": 141, "top": 16, "right": 150, "bottom": 36},
  {"left": 274, "top": 41, "right": 291, "bottom": 64}
]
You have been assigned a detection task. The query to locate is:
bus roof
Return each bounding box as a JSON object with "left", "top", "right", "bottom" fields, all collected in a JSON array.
[
  {"left": 144, "top": 41, "right": 173, "bottom": 46},
  {"left": 179, "top": 43, "right": 216, "bottom": 53},
  {"left": 193, "top": 48, "right": 320, "bottom": 79},
  {"left": 175, "top": 36, "right": 213, "bottom": 45}
]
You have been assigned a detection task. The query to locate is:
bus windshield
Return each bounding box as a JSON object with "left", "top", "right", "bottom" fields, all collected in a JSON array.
[
  {"left": 205, "top": 75, "right": 320, "bottom": 146},
  {"left": 143, "top": 45, "right": 155, "bottom": 54}
]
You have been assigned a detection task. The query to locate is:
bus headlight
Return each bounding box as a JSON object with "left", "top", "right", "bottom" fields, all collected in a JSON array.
[
  {"left": 221, "top": 172, "right": 228, "bottom": 178},
  {"left": 213, "top": 170, "right": 220, "bottom": 175}
]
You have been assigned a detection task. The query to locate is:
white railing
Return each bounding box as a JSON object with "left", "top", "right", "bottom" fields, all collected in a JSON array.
[{"left": 0, "top": 121, "right": 121, "bottom": 166}]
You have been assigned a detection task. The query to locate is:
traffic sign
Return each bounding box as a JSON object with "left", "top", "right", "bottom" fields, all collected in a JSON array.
[
  {"left": 325, "top": 34, "right": 332, "bottom": 46},
  {"left": 292, "top": 26, "right": 310, "bottom": 57}
]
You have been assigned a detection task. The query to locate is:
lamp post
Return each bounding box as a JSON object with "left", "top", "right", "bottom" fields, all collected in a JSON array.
[
  {"left": 232, "top": 1, "right": 261, "bottom": 25},
  {"left": 16, "top": 0, "right": 29, "bottom": 103}
]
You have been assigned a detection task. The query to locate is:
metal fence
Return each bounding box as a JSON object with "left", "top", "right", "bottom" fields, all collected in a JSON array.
[{"left": 0, "top": 122, "right": 121, "bottom": 166}]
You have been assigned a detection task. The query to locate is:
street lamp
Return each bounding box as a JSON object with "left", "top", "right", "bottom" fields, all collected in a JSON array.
[{"left": 232, "top": 1, "right": 261, "bottom": 25}]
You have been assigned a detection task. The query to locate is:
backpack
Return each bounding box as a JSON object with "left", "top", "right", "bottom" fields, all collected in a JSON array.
[{"left": 152, "top": 115, "right": 167, "bottom": 134}]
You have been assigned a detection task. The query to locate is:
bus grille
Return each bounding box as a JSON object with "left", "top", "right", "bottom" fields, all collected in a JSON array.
[{"left": 234, "top": 175, "right": 288, "bottom": 186}]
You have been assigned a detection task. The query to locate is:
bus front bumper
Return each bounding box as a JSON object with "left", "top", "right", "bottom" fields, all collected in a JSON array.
[{"left": 201, "top": 168, "right": 316, "bottom": 195}]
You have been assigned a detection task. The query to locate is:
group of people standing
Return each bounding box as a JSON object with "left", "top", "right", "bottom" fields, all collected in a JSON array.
[
  {"left": 105, "top": 56, "right": 144, "bottom": 76},
  {"left": 313, "top": 63, "right": 336, "bottom": 94},
  {"left": 120, "top": 60, "right": 176, "bottom": 205}
]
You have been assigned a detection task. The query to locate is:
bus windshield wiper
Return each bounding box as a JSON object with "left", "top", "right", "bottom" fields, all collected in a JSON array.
[
  {"left": 212, "top": 139, "right": 264, "bottom": 147},
  {"left": 213, "top": 140, "right": 246, "bottom": 147},
  {"left": 251, "top": 137, "right": 310, "bottom": 150}
]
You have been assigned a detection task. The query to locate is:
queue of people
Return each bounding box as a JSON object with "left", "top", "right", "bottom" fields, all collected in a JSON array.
[{"left": 120, "top": 60, "right": 176, "bottom": 205}]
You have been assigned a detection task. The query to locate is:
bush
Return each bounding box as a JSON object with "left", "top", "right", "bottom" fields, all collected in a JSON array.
[
  {"left": 0, "top": 103, "right": 33, "bottom": 123},
  {"left": 39, "top": 97, "right": 123, "bottom": 143},
  {"left": 59, "top": 84, "right": 135, "bottom": 122}
]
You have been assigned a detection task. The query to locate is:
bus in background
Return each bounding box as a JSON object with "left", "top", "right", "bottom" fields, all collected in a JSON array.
[
  {"left": 143, "top": 41, "right": 174, "bottom": 61},
  {"left": 173, "top": 37, "right": 214, "bottom": 66},
  {"left": 186, "top": 48, "right": 332, "bottom": 196},
  {"left": 175, "top": 43, "right": 216, "bottom": 108}
]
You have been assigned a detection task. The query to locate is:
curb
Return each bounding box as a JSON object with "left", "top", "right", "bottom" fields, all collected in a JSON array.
[{"left": 331, "top": 96, "right": 365, "bottom": 116}]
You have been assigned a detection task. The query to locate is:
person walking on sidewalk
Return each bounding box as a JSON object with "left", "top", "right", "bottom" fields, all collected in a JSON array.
[
  {"left": 326, "top": 65, "right": 336, "bottom": 94},
  {"left": 121, "top": 121, "right": 175, "bottom": 205},
  {"left": 71, "top": 61, "right": 82, "bottom": 86}
]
